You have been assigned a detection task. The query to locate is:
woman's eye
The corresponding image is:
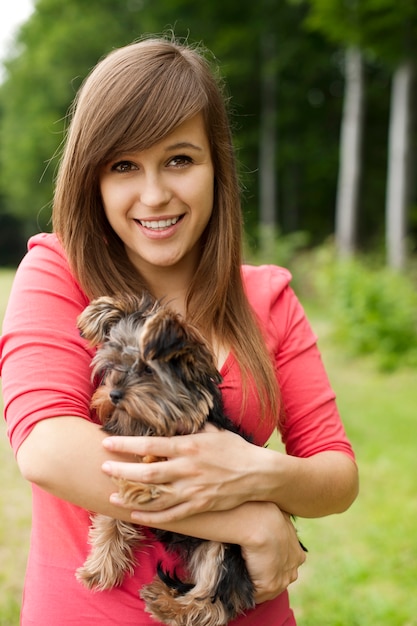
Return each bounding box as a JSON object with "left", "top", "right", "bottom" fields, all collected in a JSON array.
[
  {"left": 111, "top": 161, "right": 136, "bottom": 173},
  {"left": 169, "top": 155, "right": 192, "bottom": 168}
]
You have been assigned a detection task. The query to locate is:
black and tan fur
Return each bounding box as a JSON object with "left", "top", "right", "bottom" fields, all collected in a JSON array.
[{"left": 75, "top": 293, "right": 256, "bottom": 626}]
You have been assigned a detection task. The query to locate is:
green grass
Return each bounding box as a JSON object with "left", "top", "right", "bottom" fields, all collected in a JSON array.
[
  {"left": 0, "top": 270, "right": 32, "bottom": 626},
  {"left": 1, "top": 269, "right": 417, "bottom": 625},
  {"left": 285, "top": 316, "right": 417, "bottom": 626}
]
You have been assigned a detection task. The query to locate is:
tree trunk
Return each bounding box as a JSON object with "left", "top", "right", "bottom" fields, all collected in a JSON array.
[
  {"left": 386, "top": 60, "right": 413, "bottom": 270},
  {"left": 335, "top": 46, "right": 364, "bottom": 258},
  {"left": 258, "top": 32, "right": 277, "bottom": 258}
]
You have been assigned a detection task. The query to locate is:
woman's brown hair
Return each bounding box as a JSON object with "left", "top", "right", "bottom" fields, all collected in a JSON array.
[{"left": 53, "top": 36, "right": 279, "bottom": 423}]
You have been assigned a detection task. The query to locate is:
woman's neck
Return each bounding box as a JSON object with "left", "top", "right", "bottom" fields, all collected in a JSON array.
[
  {"left": 141, "top": 268, "right": 230, "bottom": 370},
  {"left": 135, "top": 266, "right": 190, "bottom": 315}
]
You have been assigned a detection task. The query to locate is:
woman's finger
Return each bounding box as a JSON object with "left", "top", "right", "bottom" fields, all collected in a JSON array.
[
  {"left": 103, "top": 435, "right": 177, "bottom": 458},
  {"left": 130, "top": 501, "right": 196, "bottom": 525},
  {"left": 101, "top": 458, "right": 177, "bottom": 484}
]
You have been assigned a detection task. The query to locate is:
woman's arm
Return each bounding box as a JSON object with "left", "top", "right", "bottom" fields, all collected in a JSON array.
[
  {"left": 100, "top": 429, "right": 358, "bottom": 522},
  {"left": 16, "top": 415, "right": 306, "bottom": 603},
  {"left": 17, "top": 417, "right": 305, "bottom": 544},
  {"left": 16, "top": 417, "right": 133, "bottom": 520},
  {"left": 250, "top": 444, "right": 359, "bottom": 518}
]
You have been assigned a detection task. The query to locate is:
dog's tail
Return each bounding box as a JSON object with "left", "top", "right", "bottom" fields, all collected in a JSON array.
[{"left": 155, "top": 563, "right": 194, "bottom": 595}]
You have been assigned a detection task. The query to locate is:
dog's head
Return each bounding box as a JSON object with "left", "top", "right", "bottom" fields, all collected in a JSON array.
[{"left": 77, "top": 294, "right": 222, "bottom": 437}]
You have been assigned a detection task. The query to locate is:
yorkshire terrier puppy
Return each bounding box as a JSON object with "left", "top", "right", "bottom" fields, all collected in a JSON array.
[{"left": 75, "top": 292, "right": 256, "bottom": 626}]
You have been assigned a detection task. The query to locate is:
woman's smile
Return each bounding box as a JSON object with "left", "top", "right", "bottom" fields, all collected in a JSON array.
[
  {"left": 100, "top": 113, "right": 214, "bottom": 279},
  {"left": 134, "top": 214, "right": 185, "bottom": 238},
  {"left": 137, "top": 215, "right": 183, "bottom": 231}
]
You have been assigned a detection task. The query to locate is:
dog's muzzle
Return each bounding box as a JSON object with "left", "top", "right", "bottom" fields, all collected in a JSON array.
[{"left": 110, "top": 389, "right": 123, "bottom": 405}]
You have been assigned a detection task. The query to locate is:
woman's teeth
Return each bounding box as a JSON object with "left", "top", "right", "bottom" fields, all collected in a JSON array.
[{"left": 139, "top": 217, "right": 180, "bottom": 230}]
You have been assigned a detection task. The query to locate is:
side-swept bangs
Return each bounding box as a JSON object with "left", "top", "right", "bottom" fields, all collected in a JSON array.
[{"left": 77, "top": 40, "right": 214, "bottom": 165}]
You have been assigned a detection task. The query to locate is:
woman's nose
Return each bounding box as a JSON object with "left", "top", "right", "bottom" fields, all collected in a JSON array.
[{"left": 139, "top": 173, "right": 171, "bottom": 207}]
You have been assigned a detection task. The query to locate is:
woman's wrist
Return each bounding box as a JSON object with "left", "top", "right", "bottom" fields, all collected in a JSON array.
[
  {"left": 244, "top": 444, "right": 289, "bottom": 505},
  {"left": 249, "top": 447, "right": 359, "bottom": 518},
  {"left": 236, "top": 501, "right": 282, "bottom": 548},
  {"left": 239, "top": 503, "right": 307, "bottom": 603}
]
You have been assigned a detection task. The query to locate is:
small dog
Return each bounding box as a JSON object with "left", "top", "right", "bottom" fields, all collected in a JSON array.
[{"left": 75, "top": 292, "right": 256, "bottom": 626}]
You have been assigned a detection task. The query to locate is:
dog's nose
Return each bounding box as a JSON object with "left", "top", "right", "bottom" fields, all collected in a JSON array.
[{"left": 110, "top": 389, "right": 123, "bottom": 405}]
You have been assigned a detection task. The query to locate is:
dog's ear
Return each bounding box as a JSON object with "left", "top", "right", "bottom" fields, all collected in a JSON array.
[
  {"left": 77, "top": 296, "right": 124, "bottom": 346},
  {"left": 77, "top": 292, "right": 156, "bottom": 346},
  {"left": 140, "top": 308, "right": 189, "bottom": 361},
  {"left": 141, "top": 308, "right": 221, "bottom": 383}
]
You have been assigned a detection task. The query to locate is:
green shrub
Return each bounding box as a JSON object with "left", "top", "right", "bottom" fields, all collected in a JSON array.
[
  {"left": 244, "top": 226, "right": 310, "bottom": 270},
  {"left": 315, "top": 251, "right": 417, "bottom": 371}
]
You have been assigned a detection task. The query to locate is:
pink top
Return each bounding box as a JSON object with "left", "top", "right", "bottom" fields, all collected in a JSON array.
[{"left": 1, "top": 233, "right": 355, "bottom": 625}]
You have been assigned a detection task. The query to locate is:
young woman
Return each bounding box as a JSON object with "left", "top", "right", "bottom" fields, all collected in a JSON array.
[{"left": 0, "top": 36, "right": 358, "bottom": 625}]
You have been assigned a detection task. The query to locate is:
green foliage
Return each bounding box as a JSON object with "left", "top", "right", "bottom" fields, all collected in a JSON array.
[
  {"left": 313, "top": 247, "right": 417, "bottom": 371},
  {"left": 0, "top": 0, "right": 349, "bottom": 249},
  {"left": 285, "top": 323, "right": 417, "bottom": 625},
  {"left": 303, "top": 0, "right": 417, "bottom": 64},
  {"left": 0, "top": 0, "right": 416, "bottom": 255},
  {"left": 0, "top": 0, "right": 152, "bottom": 228},
  {"left": 244, "top": 227, "right": 310, "bottom": 286}
]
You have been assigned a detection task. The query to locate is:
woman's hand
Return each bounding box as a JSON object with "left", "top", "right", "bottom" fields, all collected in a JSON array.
[
  {"left": 240, "top": 504, "right": 307, "bottom": 603},
  {"left": 102, "top": 451, "right": 307, "bottom": 607},
  {"left": 102, "top": 426, "right": 262, "bottom": 521},
  {"left": 102, "top": 430, "right": 306, "bottom": 604},
  {"left": 129, "top": 500, "right": 307, "bottom": 605}
]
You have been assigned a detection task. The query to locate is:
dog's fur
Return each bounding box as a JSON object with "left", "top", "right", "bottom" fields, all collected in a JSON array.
[{"left": 75, "top": 293, "right": 256, "bottom": 626}]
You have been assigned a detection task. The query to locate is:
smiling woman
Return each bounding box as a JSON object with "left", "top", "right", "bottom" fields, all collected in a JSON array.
[
  {"left": 99, "top": 115, "right": 214, "bottom": 295},
  {"left": 0, "top": 35, "right": 358, "bottom": 626}
]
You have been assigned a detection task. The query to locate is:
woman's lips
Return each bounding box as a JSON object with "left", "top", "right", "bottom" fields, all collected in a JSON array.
[
  {"left": 134, "top": 215, "right": 184, "bottom": 238},
  {"left": 138, "top": 216, "right": 182, "bottom": 230}
]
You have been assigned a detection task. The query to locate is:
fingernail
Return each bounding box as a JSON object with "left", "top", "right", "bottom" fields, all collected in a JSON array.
[
  {"left": 102, "top": 438, "right": 114, "bottom": 449},
  {"left": 102, "top": 461, "right": 112, "bottom": 474},
  {"left": 110, "top": 493, "right": 122, "bottom": 505}
]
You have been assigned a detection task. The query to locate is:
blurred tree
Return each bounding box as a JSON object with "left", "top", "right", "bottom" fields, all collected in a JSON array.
[
  {"left": 0, "top": 0, "right": 149, "bottom": 231},
  {"left": 303, "top": 0, "right": 365, "bottom": 258},
  {"left": 1, "top": 0, "right": 396, "bottom": 260},
  {"left": 358, "top": 0, "right": 417, "bottom": 269},
  {"left": 258, "top": 2, "right": 278, "bottom": 256},
  {"left": 385, "top": 61, "right": 413, "bottom": 270},
  {"left": 303, "top": 0, "right": 417, "bottom": 268},
  {"left": 335, "top": 45, "right": 363, "bottom": 258},
  {"left": 191, "top": 0, "right": 344, "bottom": 248}
]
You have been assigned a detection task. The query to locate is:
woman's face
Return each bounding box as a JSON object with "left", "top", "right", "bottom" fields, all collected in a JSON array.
[{"left": 100, "top": 113, "right": 214, "bottom": 283}]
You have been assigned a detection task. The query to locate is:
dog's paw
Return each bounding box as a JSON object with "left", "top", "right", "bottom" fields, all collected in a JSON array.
[
  {"left": 116, "top": 478, "right": 172, "bottom": 505},
  {"left": 76, "top": 564, "right": 122, "bottom": 591},
  {"left": 141, "top": 580, "right": 184, "bottom": 626},
  {"left": 141, "top": 579, "right": 229, "bottom": 626}
]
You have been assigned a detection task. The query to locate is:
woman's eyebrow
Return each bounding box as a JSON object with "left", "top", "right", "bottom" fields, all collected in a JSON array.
[{"left": 164, "top": 141, "right": 203, "bottom": 152}]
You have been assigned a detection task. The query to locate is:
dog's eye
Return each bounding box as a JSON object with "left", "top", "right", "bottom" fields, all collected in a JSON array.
[
  {"left": 140, "top": 364, "right": 153, "bottom": 376},
  {"left": 98, "top": 364, "right": 114, "bottom": 380}
]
